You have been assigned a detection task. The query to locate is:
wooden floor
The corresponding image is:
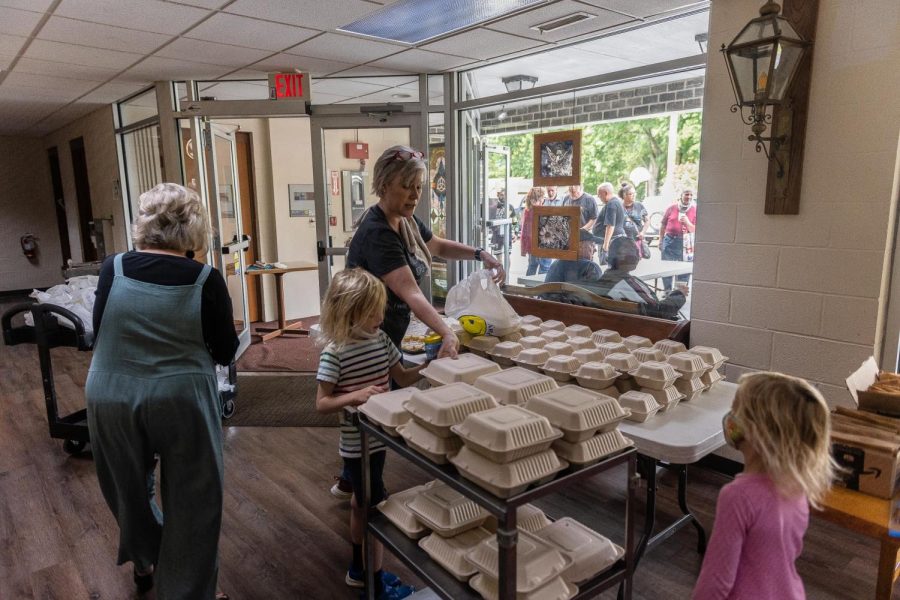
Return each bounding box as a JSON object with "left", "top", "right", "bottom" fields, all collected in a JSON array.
[{"left": 0, "top": 299, "right": 888, "bottom": 599}]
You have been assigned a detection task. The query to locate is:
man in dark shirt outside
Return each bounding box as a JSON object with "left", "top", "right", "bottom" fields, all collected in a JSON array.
[
  {"left": 545, "top": 229, "right": 604, "bottom": 285},
  {"left": 562, "top": 184, "right": 598, "bottom": 230},
  {"left": 545, "top": 185, "right": 561, "bottom": 206},
  {"left": 594, "top": 182, "right": 625, "bottom": 264}
]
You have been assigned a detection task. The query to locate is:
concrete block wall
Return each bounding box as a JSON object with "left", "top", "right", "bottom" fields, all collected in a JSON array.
[
  {"left": 479, "top": 76, "right": 705, "bottom": 135},
  {"left": 693, "top": 0, "right": 900, "bottom": 407}
]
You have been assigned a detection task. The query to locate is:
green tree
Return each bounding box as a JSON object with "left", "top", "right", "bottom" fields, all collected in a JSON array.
[{"left": 490, "top": 134, "right": 533, "bottom": 178}]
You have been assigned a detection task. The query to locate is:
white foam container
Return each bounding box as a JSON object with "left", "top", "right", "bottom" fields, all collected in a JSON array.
[
  {"left": 419, "top": 527, "right": 492, "bottom": 580},
  {"left": 565, "top": 336, "right": 595, "bottom": 351},
  {"left": 519, "top": 335, "right": 548, "bottom": 350},
  {"left": 700, "top": 368, "right": 725, "bottom": 390},
  {"left": 501, "top": 331, "right": 523, "bottom": 343},
  {"left": 405, "top": 382, "right": 499, "bottom": 437},
  {"left": 514, "top": 348, "right": 552, "bottom": 372},
  {"left": 674, "top": 376, "right": 705, "bottom": 402},
  {"left": 536, "top": 517, "right": 625, "bottom": 585},
  {"left": 595, "top": 342, "right": 630, "bottom": 359},
  {"left": 541, "top": 355, "right": 580, "bottom": 382},
  {"left": 540, "top": 330, "right": 569, "bottom": 344},
  {"left": 543, "top": 341, "right": 574, "bottom": 357},
  {"left": 552, "top": 429, "right": 633, "bottom": 466},
  {"left": 358, "top": 388, "right": 416, "bottom": 436},
  {"left": 420, "top": 353, "right": 502, "bottom": 386},
  {"left": 653, "top": 339, "right": 687, "bottom": 356},
  {"left": 628, "top": 361, "right": 681, "bottom": 390},
  {"left": 631, "top": 347, "right": 667, "bottom": 363},
  {"left": 604, "top": 352, "right": 640, "bottom": 373},
  {"left": 563, "top": 324, "right": 592, "bottom": 339},
  {"left": 469, "top": 573, "right": 577, "bottom": 600},
  {"left": 621, "top": 335, "right": 653, "bottom": 351},
  {"left": 667, "top": 351, "right": 711, "bottom": 376},
  {"left": 397, "top": 419, "right": 463, "bottom": 464},
  {"left": 487, "top": 341, "right": 524, "bottom": 367},
  {"left": 614, "top": 377, "right": 640, "bottom": 393},
  {"left": 473, "top": 367, "right": 558, "bottom": 407},
  {"left": 406, "top": 481, "right": 490, "bottom": 536},
  {"left": 618, "top": 390, "right": 661, "bottom": 422},
  {"left": 520, "top": 324, "right": 543, "bottom": 338},
  {"left": 591, "top": 329, "right": 622, "bottom": 345},
  {"left": 572, "top": 348, "right": 604, "bottom": 365},
  {"left": 573, "top": 361, "right": 619, "bottom": 389},
  {"left": 521, "top": 315, "right": 543, "bottom": 327},
  {"left": 377, "top": 482, "right": 431, "bottom": 539},
  {"left": 639, "top": 385, "right": 684, "bottom": 411},
  {"left": 539, "top": 319, "right": 565, "bottom": 332},
  {"left": 482, "top": 503, "right": 553, "bottom": 534},
  {"left": 452, "top": 405, "right": 563, "bottom": 463},
  {"left": 449, "top": 446, "right": 568, "bottom": 499},
  {"left": 688, "top": 345, "right": 729, "bottom": 368},
  {"left": 526, "top": 385, "right": 630, "bottom": 443},
  {"left": 468, "top": 335, "right": 501, "bottom": 357},
  {"left": 466, "top": 529, "right": 573, "bottom": 593}
]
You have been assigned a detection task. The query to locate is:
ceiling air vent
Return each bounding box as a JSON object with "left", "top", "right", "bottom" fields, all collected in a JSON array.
[{"left": 531, "top": 12, "right": 596, "bottom": 33}]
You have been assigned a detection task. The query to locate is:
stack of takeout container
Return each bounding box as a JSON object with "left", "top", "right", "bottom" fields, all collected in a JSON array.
[
  {"left": 688, "top": 346, "right": 729, "bottom": 391},
  {"left": 622, "top": 335, "right": 653, "bottom": 352},
  {"left": 487, "top": 341, "right": 523, "bottom": 367},
  {"left": 572, "top": 347, "right": 604, "bottom": 364},
  {"left": 527, "top": 385, "right": 632, "bottom": 468},
  {"left": 520, "top": 324, "right": 543, "bottom": 338},
  {"left": 618, "top": 390, "right": 662, "bottom": 422},
  {"left": 500, "top": 331, "right": 523, "bottom": 343},
  {"left": 631, "top": 347, "right": 667, "bottom": 363},
  {"left": 564, "top": 324, "right": 592, "bottom": 339},
  {"left": 573, "top": 362, "right": 620, "bottom": 396},
  {"left": 420, "top": 353, "right": 502, "bottom": 386},
  {"left": 629, "top": 361, "right": 684, "bottom": 412},
  {"left": 519, "top": 335, "right": 547, "bottom": 350},
  {"left": 535, "top": 518, "right": 625, "bottom": 585},
  {"left": 482, "top": 504, "right": 554, "bottom": 534},
  {"left": 539, "top": 319, "right": 565, "bottom": 332},
  {"left": 466, "top": 529, "right": 576, "bottom": 600},
  {"left": 449, "top": 405, "right": 568, "bottom": 499},
  {"left": 399, "top": 383, "right": 498, "bottom": 464},
  {"left": 591, "top": 329, "right": 622, "bottom": 345},
  {"left": 358, "top": 388, "right": 417, "bottom": 436},
  {"left": 604, "top": 352, "right": 641, "bottom": 393},
  {"left": 521, "top": 315, "right": 543, "bottom": 327},
  {"left": 467, "top": 335, "right": 501, "bottom": 357},
  {"left": 377, "top": 482, "right": 433, "bottom": 539},
  {"left": 667, "top": 352, "right": 710, "bottom": 401},
  {"left": 540, "top": 329, "right": 568, "bottom": 344},
  {"left": 594, "top": 342, "right": 630, "bottom": 359},
  {"left": 566, "top": 336, "right": 595, "bottom": 351},
  {"left": 653, "top": 339, "right": 687, "bottom": 356},
  {"left": 407, "top": 480, "right": 490, "bottom": 536},
  {"left": 541, "top": 355, "right": 581, "bottom": 382},
  {"left": 514, "top": 348, "right": 552, "bottom": 372},
  {"left": 419, "top": 525, "right": 492, "bottom": 582},
  {"left": 543, "top": 341, "right": 574, "bottom": 357},
  {"left": 473, "top": 368, "right": 558, "bottom": 406}
]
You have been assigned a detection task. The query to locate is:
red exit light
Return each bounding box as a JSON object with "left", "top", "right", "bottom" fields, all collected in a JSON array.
[{"left": 271, "top": 73, "right": 306, "bottom": 100}]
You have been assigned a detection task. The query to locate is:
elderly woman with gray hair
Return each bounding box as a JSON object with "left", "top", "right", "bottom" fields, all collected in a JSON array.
[
  {"left": 88, "top": 183, "right": 237, "bottom": 600},
  {"left": 348, "top": 145, "right": 504, "bottom": 359}
]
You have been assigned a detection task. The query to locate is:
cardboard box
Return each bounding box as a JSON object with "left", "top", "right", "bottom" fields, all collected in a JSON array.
[
  {"left": 845, "top": 357, "right": 900, "bottom": 417},
  {"left": 831, "top": 431, "right": 900, "bottom": 499}
]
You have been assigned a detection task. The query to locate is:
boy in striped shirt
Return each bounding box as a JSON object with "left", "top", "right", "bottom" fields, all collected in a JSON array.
[{"left": 316, "top": 269, "right": 425, "bottom": 600}]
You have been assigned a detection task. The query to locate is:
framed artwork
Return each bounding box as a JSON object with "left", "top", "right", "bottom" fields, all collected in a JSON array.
[
  {"left": 341, "top": 170, "right": 368, "bottom": 231},
  {"left": 530, "top": 205, "right": 581, "bottom": 260},
  {"left": 289, "top": 184, "right": 315, "bottom": 217},
  {"left": 533, "top": 129, "right": 582, "bottom": 186}
]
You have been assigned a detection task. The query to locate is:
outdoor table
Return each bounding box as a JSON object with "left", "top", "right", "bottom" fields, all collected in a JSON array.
[
  {"left": 618, "top": 381, "right": 736, "bottom": 564},
  {"left": 245, "top": 261, "right": 317, "bottom": 342},
  {"left": 517, "top": 256, "right": 693, "bottom": 288}
]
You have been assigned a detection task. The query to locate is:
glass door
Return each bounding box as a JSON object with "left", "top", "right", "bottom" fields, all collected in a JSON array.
[
  {"left": 308, "top": 109, "right": 424, "bottom": 299},
  {"left": 484, "top": 144, "right": 511, "bottom": 280},
  {"left": 203, "top": 122, "right": 251, "bottom": 355}
]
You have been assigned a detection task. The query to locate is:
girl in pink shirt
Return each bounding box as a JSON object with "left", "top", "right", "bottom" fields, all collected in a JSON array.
[{"left": 693, "top": 372, "right": 836, "bottom": 600}]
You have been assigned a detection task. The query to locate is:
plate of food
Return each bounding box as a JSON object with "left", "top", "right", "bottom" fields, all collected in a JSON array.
[{"left": 401, "top": 335, "right": 426, "bottom": 354}]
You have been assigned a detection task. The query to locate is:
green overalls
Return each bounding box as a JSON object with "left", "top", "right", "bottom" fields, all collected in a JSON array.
[{"left": 86, "top": 253, "right": 224, "bottom": 600}]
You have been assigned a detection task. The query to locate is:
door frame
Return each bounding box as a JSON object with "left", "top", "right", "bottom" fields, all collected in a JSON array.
[{"left": 308, "top": 106, "right": 426, "bottom": 300}]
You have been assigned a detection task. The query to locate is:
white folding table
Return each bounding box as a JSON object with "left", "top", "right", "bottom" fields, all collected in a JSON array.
[{"left": 618, "top": 381, "right": 737, "bottom": 564}]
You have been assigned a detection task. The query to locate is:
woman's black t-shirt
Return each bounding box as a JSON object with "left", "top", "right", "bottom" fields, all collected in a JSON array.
[{"left": 347, "top": 205, "right": 433, "bottom": 344}]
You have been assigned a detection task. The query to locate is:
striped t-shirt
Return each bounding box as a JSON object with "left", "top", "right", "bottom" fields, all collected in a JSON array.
[{"left": 316, "top": 330, "right": 401, "bottom": 458}]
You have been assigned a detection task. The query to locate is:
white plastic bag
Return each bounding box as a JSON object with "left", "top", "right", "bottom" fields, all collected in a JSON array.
[{"left": 445, "top": 269, "right": 520, "bottom": 336}]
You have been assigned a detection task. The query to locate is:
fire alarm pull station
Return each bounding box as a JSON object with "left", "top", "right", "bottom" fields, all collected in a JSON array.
[{"left": 345, "top": 142, "right": 368, "bottom": 160}]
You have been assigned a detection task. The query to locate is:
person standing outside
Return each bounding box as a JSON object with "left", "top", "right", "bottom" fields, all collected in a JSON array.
[
  {"left": 544, "top": 185, "right": 561, "bottom": 206},
  {"left": 659, "top": 189, "right": 697, "bottom": 291},
  {"left": 520, "top": 186, "right": 551, "bottom": 276},
  {"left": 562, "top": 184, "right": 598, "bottom": 231},
  {"left": 620, "top": 182, "right": 649, "bottom": 254},
  {"left": 594, "top": 182, "right": 625, "bottom": 265}
]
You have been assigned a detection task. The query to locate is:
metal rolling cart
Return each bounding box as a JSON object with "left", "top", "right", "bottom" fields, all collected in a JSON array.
[
  {"left": 357, "top": 411, "right": 638, "bottom": 600},
  {"left": 2, "top": 302, "right": 238, "bottom": 455}
]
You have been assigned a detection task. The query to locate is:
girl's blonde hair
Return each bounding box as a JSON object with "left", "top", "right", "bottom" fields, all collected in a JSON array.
[
  {"left": 319, "top": 268, "right": 387, "bottom": 348},
  {"left": 733, "top": 372, "right": 836, "bottom": 507},
  {"left": 524, "top": 187, "right": 545, "bottom": 209},
  {"left": 132, "top": 183, "right": 211, "bottom": 253}
]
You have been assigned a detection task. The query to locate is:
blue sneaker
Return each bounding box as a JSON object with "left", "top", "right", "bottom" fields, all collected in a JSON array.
[
  {"left": 345, "top": 567, "right": 402, "bottom": 589},
  {"left": 358, "top": 583, "right": 415, "bottom": 600}
]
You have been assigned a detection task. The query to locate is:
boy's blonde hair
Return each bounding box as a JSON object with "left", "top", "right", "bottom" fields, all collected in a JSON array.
[
  {"left": 319, "top": 268, "right": 386, "bottom": 348},
  {"left": 733, "top": 372, "right": 836, "bottom": 507}
]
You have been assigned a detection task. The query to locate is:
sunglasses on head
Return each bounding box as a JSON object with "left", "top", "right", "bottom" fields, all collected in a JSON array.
[{"left": 391, "top": 149, "right": 424, "bottom": 161}]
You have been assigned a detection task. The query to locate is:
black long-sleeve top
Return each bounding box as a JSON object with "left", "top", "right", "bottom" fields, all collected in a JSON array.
[{"left": 93, "top": 251, "right": 239, "bottom": 366}]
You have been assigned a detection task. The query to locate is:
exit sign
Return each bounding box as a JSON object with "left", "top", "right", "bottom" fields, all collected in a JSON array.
[{"left": 268, "top": 72, "right": 310, "bottom": 102}]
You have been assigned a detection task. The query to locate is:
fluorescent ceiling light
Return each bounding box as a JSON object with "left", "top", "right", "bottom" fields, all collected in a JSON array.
[
  {"left": 340, "top": 0, "right": 547, "bottom": 45},
  {"left": 531, "top": 12, "right": 596, "bottom": 33}
]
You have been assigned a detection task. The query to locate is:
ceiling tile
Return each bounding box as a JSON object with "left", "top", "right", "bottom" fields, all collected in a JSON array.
[
  {"left": 196, "top": 80, "right": 269, "bottom": 100},
  {"left": 250, "top": 53, "right": 356, "bottom": 76},
  {"left": 25, "top": 39, "right": 143, "bottom": 70},
  {"left": 0, "top": 1, "right": 54, "bottom": 11},
  {"left": 575, "top": 10, "right": 708, "bottom": 63},
  {"left": 310, "top": 77, "right": 388, "bottom": 96},
  {"left": 34, "top": 101, "right": 105, "bottom": 134},
  {"left": 121, "top": 56, "right": 232, "bottom": 81},
  {"left": 184, "top": 13, "right": 319, "bottom": 52},
  {"left": 38, "top": 16, "right": 173, "bottom": 54},
  {"left": 226, "top": 0, "right": 381, "bottom": 30},
  {"left": 577, "top": 0, "right": 707, "bottom": 19},
  {"left": 0, "top": 80, "right": 86, "bottom": 102},
  {"left": 80, "top": 81, "right": 149, "bottom": 104},
  {"left": 0, "top": 33, "right": 27, "bottom": 56},
  {"left": 332, "top": 64, "right": 415, "bottom": 76},
  {"left": 420, "top": 28, "right": 545, "bottom": 61},
  {"left": 487, "top": 0, "right": 633, "bottom": 43},
  {"left": 12, "top": 55, "right": 121, "bottom": 81},
  {"left": 286, "top": 33, "right": 404, "bottom": 63},
  {"left": 369, "top": 49, "right": 475, "bottom": 73},
  {"left": 0, "top": 53, "right": 13, "bottom": 69},
  {"left": 54, "top": 0, "right": 211, "bottom": 35},
  {"left": 164, "top": 0, "right": 232, "bottom": 8},
  {"left": 0, "top": 6, "right": 42, "bottom": 37},
  {"left": 216, "top": 68, "right": 271, "bottom": 80},
  {"left": 156, "top": 38, "right": 272, "bottom": 67},
  {"left": 339, "top": 86, "right": 417, "bottom": 104},
  {"left": 4, "top": 70, "right": 99, "bottom": 94}
]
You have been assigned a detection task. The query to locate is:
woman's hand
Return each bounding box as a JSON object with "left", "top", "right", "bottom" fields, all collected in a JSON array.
[
  {"left": 437, "top": 331, "right": 460, "bottom": 359},
  {"left": 480, "top": 251, "right": 506, "bottom": 284}
]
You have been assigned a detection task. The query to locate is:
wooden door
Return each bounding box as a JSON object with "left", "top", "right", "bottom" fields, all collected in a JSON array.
[{"left": 235, "top": 132, "right": 261, "bottom": 322}]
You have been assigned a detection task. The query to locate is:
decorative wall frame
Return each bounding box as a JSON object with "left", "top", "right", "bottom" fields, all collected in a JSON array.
[
  {"left": 533, "top": 129, "right": 582, "bottom": 186},
  {"left": 530, "top": 205, "right": 581, "bottom": 260}
]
